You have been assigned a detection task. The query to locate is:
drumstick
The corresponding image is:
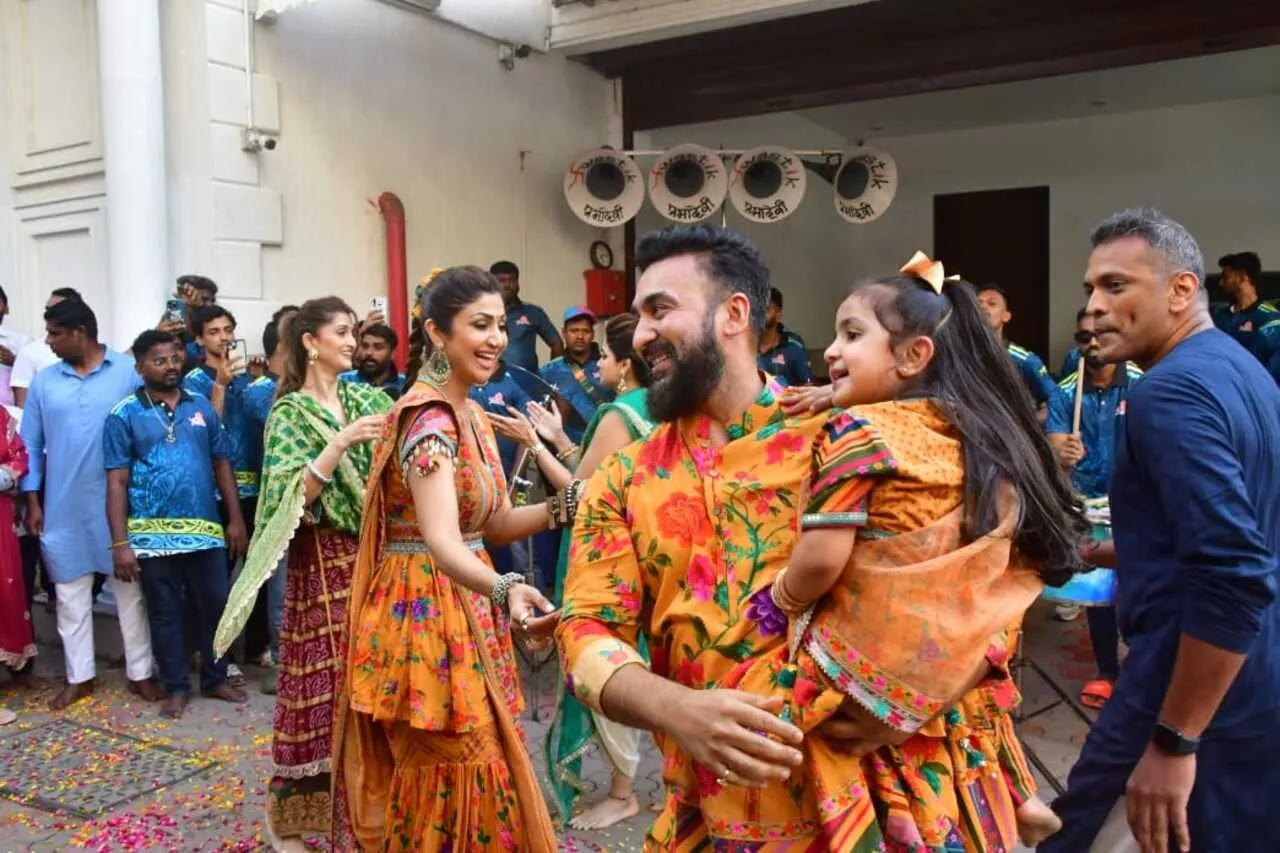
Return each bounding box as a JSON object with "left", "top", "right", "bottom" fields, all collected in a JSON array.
[{"left": 1071, "top": 355, "right": 1086, "bottom": 434}]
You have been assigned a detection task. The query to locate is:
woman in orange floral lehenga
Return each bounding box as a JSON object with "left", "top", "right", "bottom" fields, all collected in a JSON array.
[{"left": 334, "top": 267, "right": 574, "bottom": 852}]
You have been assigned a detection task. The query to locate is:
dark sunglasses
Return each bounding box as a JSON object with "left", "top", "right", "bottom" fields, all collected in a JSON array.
[{"left": 1074, "top": 331, "right": 1097, "bottom": 345}]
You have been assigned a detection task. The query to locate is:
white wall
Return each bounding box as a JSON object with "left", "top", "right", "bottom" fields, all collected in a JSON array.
[
  {"left": 650, "top": 95, "right": 1280, "bottom": 366},
  {"left": 242, "top": 0, "right": 616, "bottom": 355},
  {"left": 636, "top": 113, "right": 850, "bottom": 348}
]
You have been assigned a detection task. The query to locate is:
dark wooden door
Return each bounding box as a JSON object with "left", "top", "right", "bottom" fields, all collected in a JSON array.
[{"left": 934, "top": 187, "right": 1050, "bottom": 361}]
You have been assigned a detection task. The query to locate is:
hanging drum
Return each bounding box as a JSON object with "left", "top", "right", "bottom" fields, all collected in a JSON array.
[
  {"left": 564, "top": 148, "right": 644, "bottom": 227},
  {"left": 833, "top": 146, "right": 898, "bottom": 224},
  {"left": 648, "top": 144, "right": 727, "bottom": 223},
  {"left": 728, "top": 146, "right": 806, "bottom": 223}
]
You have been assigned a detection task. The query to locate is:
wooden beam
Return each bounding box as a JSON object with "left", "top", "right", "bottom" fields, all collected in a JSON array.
[{"left": 576, "top": 0, "right": 1280, "bottom": 130}]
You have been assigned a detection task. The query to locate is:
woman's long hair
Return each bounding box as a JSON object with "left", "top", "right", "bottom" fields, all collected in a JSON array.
[
  {"left": 276, "top": 296, "right": 357, "bottom": 399},
  {"left": 403, "top": 266, "right": 503, "bottom": 387},
  {"left": 852, "top": 274, "right": 1088, "bottom": 586},
  {"left": 603, "top": 313, "right": 652, "bottom": 389}
]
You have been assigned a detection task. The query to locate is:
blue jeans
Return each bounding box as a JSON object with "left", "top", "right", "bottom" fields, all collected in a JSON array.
[
  {"left": 139, "top": 548, "right": 230, "bottom": 696},
  {"left": 266, "top": 552, "right": 287, "bottom": 660}
]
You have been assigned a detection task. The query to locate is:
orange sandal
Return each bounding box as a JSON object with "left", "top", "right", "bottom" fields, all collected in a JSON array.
[{"left": 1080, "top": 679, "right": 1113, "bottom": 709}]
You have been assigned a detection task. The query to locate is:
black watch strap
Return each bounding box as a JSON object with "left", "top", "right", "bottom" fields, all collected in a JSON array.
[{"left": 1151, "top": 721, "right": 1200, "bottom": 756}]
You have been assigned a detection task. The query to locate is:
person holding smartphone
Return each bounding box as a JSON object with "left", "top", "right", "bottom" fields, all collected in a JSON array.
[{"left": 183, "top": 305, "right": 268, "bottom": 682}]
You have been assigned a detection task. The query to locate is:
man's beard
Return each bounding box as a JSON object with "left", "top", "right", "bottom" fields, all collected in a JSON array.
[
  {"left": 646, "top": 317, "right": 724, "bottom": 423},
  {"left": 358, "top": 358, "right": 388, "bottom": 380}
]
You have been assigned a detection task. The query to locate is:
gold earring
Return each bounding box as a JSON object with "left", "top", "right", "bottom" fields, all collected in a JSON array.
[
  {"left": 616, "top": 373, "right": 629, "bottom": 394},
  {"left": 424, "top": 347, "right": 451, "bottom": 386},
  {"left": 307, "top": 349, "right": 319, "bottom": 364}
]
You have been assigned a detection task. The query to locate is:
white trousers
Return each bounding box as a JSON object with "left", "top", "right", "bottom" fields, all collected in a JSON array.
[{"left": 56, "top": 574, "right": 153, "bottom": 684}]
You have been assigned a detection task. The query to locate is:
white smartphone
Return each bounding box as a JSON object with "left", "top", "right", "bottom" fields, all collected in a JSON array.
[
  {"left": 370, "top": 296, "right": 388, "bottom": 314},
  {"left": 227, "top": 338, "right": 247, "bottom": 374}
]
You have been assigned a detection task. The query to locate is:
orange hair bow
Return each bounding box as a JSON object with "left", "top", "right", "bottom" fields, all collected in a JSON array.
[{"left": 900, "top": 251, "right": 945, "bottom": 294}]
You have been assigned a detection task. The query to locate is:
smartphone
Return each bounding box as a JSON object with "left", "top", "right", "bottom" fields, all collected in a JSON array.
[
  {"left": 370, "top": 296, "right": 388, "bottom": 314},
  {"left": 164, "top": 298, "right": 186, "bottom": 324},
  {"left": 227, "top": 338, "right": 247, "bottom": 373}
]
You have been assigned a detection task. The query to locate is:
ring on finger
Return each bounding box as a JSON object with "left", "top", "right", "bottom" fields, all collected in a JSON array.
[
  {"left": 519, "top": 614, "right": 531, "bottom": 631},
  {"left": 715, "top": 768, "right": 735, "bottom": 786}
]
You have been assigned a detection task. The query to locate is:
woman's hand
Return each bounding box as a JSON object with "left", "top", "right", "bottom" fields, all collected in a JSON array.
[
  {"left": 524, "top": 400, "right": 567, "bottom": 445},
  {"left": 508, "top": 583, "right": 559, "bottom": 650},
  {"left": 335, "top": 414, "right": 386, "bottom": 451},
  {"left": 487, "top": 408, "right": 541, "bottom": 447}
]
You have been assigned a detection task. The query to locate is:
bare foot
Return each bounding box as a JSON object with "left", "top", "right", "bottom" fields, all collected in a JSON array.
[
  {"left": 569, "top": 794, "right": 640, "bottom": 830},
  {"left": 203, "top": 682, "right": 248, "bottom": 703},
  {"left": 49, "top": 680, "right": 94, "bottom": 711},
  {"left": 160, "top": 693, "right": 189, "bottom": 719},
  {"left": 1016, "top": 797, "right": 1063, "bottom": 846},
  {"left": 12, "top": 672, "right": 50, "bottom": 691},
  {"left": 127, "top": 678, "right": 165, "bottom": 702}
]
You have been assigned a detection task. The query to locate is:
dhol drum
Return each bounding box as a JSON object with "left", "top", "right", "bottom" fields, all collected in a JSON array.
[{"left": 1042, "top": 496, "right": 1116, "bottom": 607}]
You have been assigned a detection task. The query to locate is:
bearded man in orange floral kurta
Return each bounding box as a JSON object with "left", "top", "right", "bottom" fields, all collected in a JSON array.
[{"left": 555, "top": 225, "right": 1027, "bottom": 851}]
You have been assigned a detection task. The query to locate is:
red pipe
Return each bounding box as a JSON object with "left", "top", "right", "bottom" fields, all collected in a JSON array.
[{"left": 377, "top": 191, "right": 409, "bottom": 370}]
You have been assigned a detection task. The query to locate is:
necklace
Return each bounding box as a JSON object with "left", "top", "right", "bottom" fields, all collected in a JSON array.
[{"left": 143, "top": 390, "right": 178, "bottom": 444}]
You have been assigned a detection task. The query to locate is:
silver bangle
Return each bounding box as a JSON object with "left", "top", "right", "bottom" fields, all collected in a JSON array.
[
  {"left": 306, "top": 460, "right": 332, "bottom": 485},
  {"left": 490, "top": 571, "right": 524, "bottom": 616}
]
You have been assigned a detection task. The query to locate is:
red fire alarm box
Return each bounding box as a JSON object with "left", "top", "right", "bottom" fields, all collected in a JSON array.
[{"left": 584, "top": 269, "right": 626, "bottom": 318}]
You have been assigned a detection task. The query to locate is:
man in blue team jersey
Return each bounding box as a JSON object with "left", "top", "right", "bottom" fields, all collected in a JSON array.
[
  {"left": 1214, "top": 251, "right": 1277, "bottom": 364},
  {"left": 756, "top": 287, "right": 812, "bottom": 387},
  {"left": 491, "top": 260, "right": 563, "bottom": 373},
  {"left": 976, "top": 283, "right": 1057, "bottom": 417}
]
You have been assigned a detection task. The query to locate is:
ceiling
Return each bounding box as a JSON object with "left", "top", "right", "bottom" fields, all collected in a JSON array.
[
  {"left": 796, "top": 45, "right": 1280, "bottom": 140},
  {"left": 580, "top": 0, "right": 1280, "bottom": 132}
]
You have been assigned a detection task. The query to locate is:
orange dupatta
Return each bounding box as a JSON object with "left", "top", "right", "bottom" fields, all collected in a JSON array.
[
  {"left": 332, "top": 382, "right": 557, "bottom": 852},
  {"left": 803, "top": 488, "right": 1043, "bottom": 734}
]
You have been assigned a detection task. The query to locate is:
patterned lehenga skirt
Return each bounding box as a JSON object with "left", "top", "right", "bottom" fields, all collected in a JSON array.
[{"left": 266, "top": 524, "right": 356, "bottom": 842}]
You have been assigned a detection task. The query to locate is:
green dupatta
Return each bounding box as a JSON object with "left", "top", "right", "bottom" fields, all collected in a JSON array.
[
  {"left": 214, "top": 381, "right": 390, "bottom": 657},
  {"left": 545, "top": 387, "right": 653, "bottom": 822}
]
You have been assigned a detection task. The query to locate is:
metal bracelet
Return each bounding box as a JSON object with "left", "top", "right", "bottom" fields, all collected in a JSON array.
[
  {"left": 306, "top": 460, "right": 332, "bottom": 485},
  {"left": 490, "top": 571, "right": 524, "bottom": 615}
]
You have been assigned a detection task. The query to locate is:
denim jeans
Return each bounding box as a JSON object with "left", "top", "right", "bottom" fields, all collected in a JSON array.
[
  {"left": 266, "top": 551, "right": 287, "bottom": 660},
  {"left": 139, "top": 548, "right": 230, "bottom": 695}
]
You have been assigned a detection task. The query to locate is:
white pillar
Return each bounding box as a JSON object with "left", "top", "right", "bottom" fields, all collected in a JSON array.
[{"left": 97, "top": 0, "right": 170, "bottom": 348}]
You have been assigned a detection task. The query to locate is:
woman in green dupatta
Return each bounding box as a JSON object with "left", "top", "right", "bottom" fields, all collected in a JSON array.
[
  {"left": 489, "top": 313, "right": 656, "bottom": 830},
  {"left": 214, "top": 297, "right": 390, "bottom": 852}
]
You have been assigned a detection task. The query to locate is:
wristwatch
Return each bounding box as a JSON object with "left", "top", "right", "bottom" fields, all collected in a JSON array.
[{"left": 1151, "top": 721, "right": 1200, "bottom": 756}]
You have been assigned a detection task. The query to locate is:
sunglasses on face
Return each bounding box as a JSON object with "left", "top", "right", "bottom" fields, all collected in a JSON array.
[{"left": 1074, "top": 331, "right": 1097, "bottom": 345}]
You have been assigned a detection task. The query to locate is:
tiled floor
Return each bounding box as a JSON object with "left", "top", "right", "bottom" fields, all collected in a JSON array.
[{"left": 0, "top": 600, "right": 1095, "bottom": 850}]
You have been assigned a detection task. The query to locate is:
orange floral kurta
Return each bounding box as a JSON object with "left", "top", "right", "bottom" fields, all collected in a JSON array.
[{"left": 557, "top": 381, "right": 1025, "bottom": 850}]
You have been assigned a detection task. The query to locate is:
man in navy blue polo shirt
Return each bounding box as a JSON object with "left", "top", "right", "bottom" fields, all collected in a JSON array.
[
  {"left": 976, "top": 284, "right": 1058, "bottom": 416},
  {"left": 492, "top": 260, "right": 563, "bottom": 373},
  {"left": 1214, "top": 251, "right": 1278, "bottom": 364},
  {"left": 540, "top": 306, "right": 612, "bottom": 444},
  {"left": 1046, "top": 308, "right": 1142, "bottom": 698},
  {"left": 1042, "top": 209, "right": 1280, "bottom": 853},
  {"left": 756, "top": 287, "right": 812, "bottom": 386},
  {"left": 339, "top": 323, "right": 404, "bottom": 400},
  {"left": 105, "top": 330, "right": 249, "bottom": 718}
]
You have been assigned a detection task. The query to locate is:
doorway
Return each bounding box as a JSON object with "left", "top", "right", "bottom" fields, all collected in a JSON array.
[{"left": 933, "top": 187, "right": 1050, "bottom": 360}]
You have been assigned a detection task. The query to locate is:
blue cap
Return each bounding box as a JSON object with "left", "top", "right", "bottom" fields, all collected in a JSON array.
[{"left": 562, "top": 305, "right": 595, "bottom": 324}]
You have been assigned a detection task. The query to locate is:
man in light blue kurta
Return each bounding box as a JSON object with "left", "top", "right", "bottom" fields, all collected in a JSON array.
[{"left": 20, "top": 299, "right": 160, "bottom": 709}]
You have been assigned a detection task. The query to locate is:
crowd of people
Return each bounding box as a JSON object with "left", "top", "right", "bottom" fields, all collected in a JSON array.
[{"left": 0, "top": 211, "right": 1275, "bottom": 853}]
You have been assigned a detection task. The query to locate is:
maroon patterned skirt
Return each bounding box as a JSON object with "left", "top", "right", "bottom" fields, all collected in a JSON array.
[{"left": 267, "top": 524, "right": 356, "bottom": 839}]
